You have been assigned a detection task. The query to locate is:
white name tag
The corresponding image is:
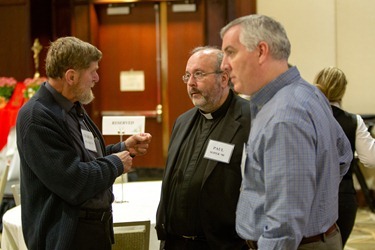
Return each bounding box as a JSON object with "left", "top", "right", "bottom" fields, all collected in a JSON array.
[
  {"left": 204, "top": 139, "right": 235, "bottom": 163},
  {"left": 240, "top": 143, "right": 247, "bottom": 178},
  {"left": 81, "top": 129, "right": 97, "bottom": 152}
]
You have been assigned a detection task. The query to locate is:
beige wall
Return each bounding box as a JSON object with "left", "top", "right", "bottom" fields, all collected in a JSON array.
[
  {"left": 258, "top": 0, "right": 375, "bottom": 188},
  {"left": 257, "top": 0, "right": 375, "bottom": 115}
]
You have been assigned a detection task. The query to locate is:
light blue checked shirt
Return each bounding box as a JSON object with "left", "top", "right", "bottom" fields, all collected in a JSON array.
[{"left": 236, "top": 67, "right": 352, "bottom": 250}]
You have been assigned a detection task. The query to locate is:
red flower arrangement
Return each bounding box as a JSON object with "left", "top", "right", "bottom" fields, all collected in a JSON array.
[
  {"left": 23, "top": 76, "right": 47, "bottom": 99},
  {"left": 0, "top": 77, "right": 17, "bottom": 108}
]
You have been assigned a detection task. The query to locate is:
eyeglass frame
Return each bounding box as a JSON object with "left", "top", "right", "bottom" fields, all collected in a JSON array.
[{"left": 182, "top": 70, "right": 223, "bottom": 83}]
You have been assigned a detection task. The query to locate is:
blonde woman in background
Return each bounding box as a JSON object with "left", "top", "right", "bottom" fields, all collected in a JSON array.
[{"left": 314, "top": 66, "right": 375, "bottom": 247}]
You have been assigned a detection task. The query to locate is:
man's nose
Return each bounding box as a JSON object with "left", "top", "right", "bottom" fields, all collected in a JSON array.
[{"left": 220, "top": 59, "right": 230, "bottom": 72}]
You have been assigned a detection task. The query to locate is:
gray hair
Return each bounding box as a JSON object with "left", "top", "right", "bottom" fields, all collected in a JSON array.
[
  {"left": 220, "top": 14, "right": 291, "bottom": 60},
  {"left": 190, "top": 46, "right": 223, "bottom": 71}
]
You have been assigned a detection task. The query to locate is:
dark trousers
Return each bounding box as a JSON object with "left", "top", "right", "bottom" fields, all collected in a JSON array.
[
  {"left": 337, "top": 192, "right": 357, "bottom": 246},
  {"left": 163, "top": 237, "right": 210, "bottom": 250},
  {"left": 71, "top": 218, "right": 112, "bottom": 250}
]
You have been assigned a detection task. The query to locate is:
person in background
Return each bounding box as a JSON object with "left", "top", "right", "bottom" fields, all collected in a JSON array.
[
  {"left": 16, "top": 36, "right": 152, "bottom": 250},
  {"left": 220, "top": 14, "right": 352, "bottom": 250},
  {"left": 314, "top": 66, "right": 375, "bottom": 246},
  {"left": 156, "top": 46, "right": 250, "bottom": 250}
]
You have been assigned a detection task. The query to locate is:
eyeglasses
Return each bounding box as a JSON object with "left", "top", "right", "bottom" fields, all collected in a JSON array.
[{"left": 182, "top": 70, "right": 223, "bottom": 83}]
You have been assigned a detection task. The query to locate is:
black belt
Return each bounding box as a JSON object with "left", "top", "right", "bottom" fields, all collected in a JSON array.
[
  {"left": 79, "top": 209, "right": 112, "bottom": 222},
  {"left": 170, "top": 234, "right": 206, "bottom": 241},
  {"left": 246, "top": 240, "right": 258, "bottom": 250},
  {"left": 246, "top": 223, "right": 338, "bottom": 249}
]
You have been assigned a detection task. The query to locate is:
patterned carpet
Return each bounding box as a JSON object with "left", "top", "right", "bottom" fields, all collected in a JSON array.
[{"left": 345, "top": 208, "right": 375, "bottom": 250}]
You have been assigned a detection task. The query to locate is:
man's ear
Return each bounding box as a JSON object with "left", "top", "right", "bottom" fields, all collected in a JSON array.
[
  {"left": 257, "top": 41, "right": 269, "bottom": 64},
  {"left": 65, "top": 69, "right": 76, "bottom": 86}
]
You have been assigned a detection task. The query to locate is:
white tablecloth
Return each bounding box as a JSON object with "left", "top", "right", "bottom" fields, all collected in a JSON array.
[{"left": 1, "top": 181, "right": 162, "bottom": 250}]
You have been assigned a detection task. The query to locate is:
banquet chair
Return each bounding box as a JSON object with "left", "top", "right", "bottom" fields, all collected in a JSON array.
[
  {"left": 112, "top": 220, "right": 150, "bottom": 250},
  {"left": 11, "top": 183, "right": 21, "bottom": 206},
  {"left": 0, "top": 164, "right": 10, "bottom": 204}
]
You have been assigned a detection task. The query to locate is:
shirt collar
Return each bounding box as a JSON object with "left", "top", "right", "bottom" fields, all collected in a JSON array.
[
  {"left": 330, "top": 102, "right": 341, "bottom": 108},
  {"left": 249, "top": 66, "right": 300, "bottom": 119},
  {"left": 199, "top": 89, "right": 233, "bottom": 120},
  {"left": 44, "top": 81, "right": 75, "bottom": 113}
]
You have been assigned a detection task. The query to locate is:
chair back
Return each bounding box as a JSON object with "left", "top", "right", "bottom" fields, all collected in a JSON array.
[
  {"left": 0, "top": 164, "right": 10, "bottom": 203},
  {"left": 11, "top": 183, "right": 21, "bottom": 206},
  {"left": 112, "top": 220, "right": 150, "bottom": 250}
]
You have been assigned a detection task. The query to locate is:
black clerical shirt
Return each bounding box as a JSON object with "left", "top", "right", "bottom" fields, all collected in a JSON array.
[{"left": 166, "top": 91, "right": 233, "bottom": 236}]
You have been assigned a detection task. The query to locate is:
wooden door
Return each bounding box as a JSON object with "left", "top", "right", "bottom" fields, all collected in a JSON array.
[
  {"left": 86, "top": 1, "right": 207, "bottom": 169},
  {"left": 92, "top": 2, "right": 163, "bottom": 168}
]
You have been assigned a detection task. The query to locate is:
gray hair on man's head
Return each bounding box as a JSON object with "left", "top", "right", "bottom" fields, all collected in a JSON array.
[
  {"left": 190, "top": 46, "right": 223, "bottom": 71},
  {"left": 220, "top": 14, "right": 291, "bottom": 60}
]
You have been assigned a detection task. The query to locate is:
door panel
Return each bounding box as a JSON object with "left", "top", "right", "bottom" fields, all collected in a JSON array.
[
  {"left": 86, "top": 1, "right": 206, "bottom": 168},
  {"left": 94, "top": 3, "right": 163, "bottom": 168},
  {"left": 166, "top": 1, "right": 205, "bottom": 128}
]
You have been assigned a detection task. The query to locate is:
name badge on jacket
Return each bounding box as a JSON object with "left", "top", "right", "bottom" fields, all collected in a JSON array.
[
  {"left": 204, "top": 139, "right": 234, "bottom": 163},
  {"left": 81, "top": 129, "right": 97, "bottom": 152}
]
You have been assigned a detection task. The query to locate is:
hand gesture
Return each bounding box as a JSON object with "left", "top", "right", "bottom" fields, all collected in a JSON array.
[{"left": 124, "top": 133, "right": 152, "bottom": 157}]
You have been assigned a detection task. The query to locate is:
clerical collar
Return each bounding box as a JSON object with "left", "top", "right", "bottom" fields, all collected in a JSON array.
[
  {"left": 199, "top": 90, "right": 233, "bottom": 120},
  {"left": 200, "top": 111, "right": 214, "bottom": 119}
]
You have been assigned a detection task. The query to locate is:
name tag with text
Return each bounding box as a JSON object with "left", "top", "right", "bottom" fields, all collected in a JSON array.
[
  {"left": 204, "top": 139, "right": 234, "bottom": 163},
  {"left": 81, "top": 129, "right": 97, "bottom": 152}
]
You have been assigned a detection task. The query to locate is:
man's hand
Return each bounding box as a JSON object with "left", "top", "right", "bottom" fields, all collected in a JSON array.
[
  {"left": 124, "top": 133, "right": 152, "bottom": 157},
  {"left": 113, "top": 151, "right": 133, "bottom": 174}
]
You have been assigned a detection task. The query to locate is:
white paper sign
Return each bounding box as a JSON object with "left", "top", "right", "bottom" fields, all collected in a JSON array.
[
  {"left": 204, "top": 139, "right": 235, "bottom": 163},
  {"left": 120, "top": 70, "right": 145, "bottom": 91},
  {"left": 102, "top": 116, "right": 145, "bottom": 135}
]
